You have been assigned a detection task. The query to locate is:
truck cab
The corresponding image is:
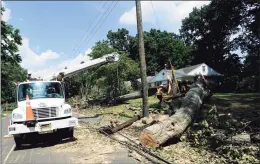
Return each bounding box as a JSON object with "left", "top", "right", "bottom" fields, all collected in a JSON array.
[{"left": 8, "top": 80, "right": 78, "bottom": 148}]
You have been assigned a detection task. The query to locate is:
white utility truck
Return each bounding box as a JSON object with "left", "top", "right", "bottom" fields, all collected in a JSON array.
[{"left": 8, "top": 53, "right": 120, "bottom": 148}]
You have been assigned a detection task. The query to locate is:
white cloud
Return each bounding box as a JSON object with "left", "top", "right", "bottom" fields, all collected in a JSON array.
[
  {"left": 19, "top": 18, "right": 23, "bottom": 21},
  {"left": 19, "top": 37, "right": 60, "bottom": 70},
  {"left": 1, "top": 1, "right": 11, "bottom": 22},
  {"left": 19, "top": 37, "right": 93, "bottom": 79},
  {"left": 57, "top": 48, "right": 92, "bottom": 71},
  {"left": 31, "top": 49, "right": 92, "bottom": 79},
  {"left": 119, "top": 1, "right": 210, "bottom": 32}
]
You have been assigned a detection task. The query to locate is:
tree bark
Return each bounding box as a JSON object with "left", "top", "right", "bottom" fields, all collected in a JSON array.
[
  {"left": 100, "top": 114, "right": 142, "bottom": 135},
  {"left": 139, "top": 84, "right": 211, "bottom": 148},
  {"left": 115, "top": 91, "right": 142, "bottom": 102}
]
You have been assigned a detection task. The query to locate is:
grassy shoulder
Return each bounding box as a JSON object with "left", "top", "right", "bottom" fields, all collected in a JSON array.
[
  {"left": 79, "top": 96, "right": 159, "bottom": 121},
  {"left": 1, "top": 102, "right": 16, "bottom": 111},
  {"left": 1, "top": 102, "right": 16, "bottom": 118}
]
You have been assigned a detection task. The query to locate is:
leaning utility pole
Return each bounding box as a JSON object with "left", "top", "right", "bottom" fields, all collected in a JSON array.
[{"left": 136, "top": 0, "right": 149, "bottom": 117}]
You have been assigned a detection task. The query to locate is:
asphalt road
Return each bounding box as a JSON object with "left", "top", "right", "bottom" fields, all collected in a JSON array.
[{"left": 0, "top": 113, "right": 73, "bottom": 164}]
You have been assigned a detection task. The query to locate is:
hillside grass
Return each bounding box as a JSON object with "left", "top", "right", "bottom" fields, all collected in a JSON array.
[
  {"left": 209, "top": 93, "right": 260, "bottom": 122},
  {"left": 79, "top": 93, "right": 259, "bottom": 121},
  {"left": 79, "top": 96, "right": 159, "bottom": 120}
]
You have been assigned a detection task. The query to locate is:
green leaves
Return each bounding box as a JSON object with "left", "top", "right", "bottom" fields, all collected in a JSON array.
[
  {"left": 1, "top": 7, "right": 26, "bottom": 102},
  {"left": 92, "top": 53, "right": 139, "bottom": 98},
  {"left": 179, "top": 0, "right": 259, "bottom": 92},
  {"left": 88, "top": 41, "right": 116, "bottom": 59}
]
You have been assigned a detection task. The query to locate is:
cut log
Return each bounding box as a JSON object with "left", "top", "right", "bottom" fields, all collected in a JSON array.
[
  {"left": 225, "top": 133, "right": 251, "bottom": 144},
  {"left": 100, "top": 114, "right": 142, "bottom": 135},
  {"left": 139, "top": 82, "right": 211, "bottom": 148},
  {"left": 125, "top": 105, "right": 142, "bottom": 111},
  {"left": 152, "top": 114, "right": 169, "bottom": 122},
  {"left": 141, "top": 116, "right": 155, "bottom": 125}
]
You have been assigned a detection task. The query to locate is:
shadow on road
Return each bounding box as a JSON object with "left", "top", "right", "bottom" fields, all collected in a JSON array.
[{"left": 14, "top": 136, "right": 78, "bottom": 151}]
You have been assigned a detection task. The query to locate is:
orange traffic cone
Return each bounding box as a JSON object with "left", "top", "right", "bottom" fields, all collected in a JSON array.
[{"left": 26, "top": 95, "right": 35, "bottom": 121}]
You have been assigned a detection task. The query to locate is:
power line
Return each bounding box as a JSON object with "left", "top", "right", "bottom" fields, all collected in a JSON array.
[
  {"left": 68, "top": 1, "right": 118, "bottom": 64},
  {"left": 65, "top": 1, "right": 109, "bottom": 63},
  {"left": 70, "top": 1, "right": 118, "bottom": 62},
  {"left": 75, "top": 1, "right": 119, "bottom": 58},
  {"left": 150, "top": 1, "right": 160, "bottom": 29}
]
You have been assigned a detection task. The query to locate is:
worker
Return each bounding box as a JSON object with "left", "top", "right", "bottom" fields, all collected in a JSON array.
[
  {"left": 156, "top": 85, "right": 164, "bottom": 104},
  {"left": 25, "top": 73, "right": 32, "bottom": 82},
  {"left": 57, "top": 72, "right": 64, "bottom": 81}
]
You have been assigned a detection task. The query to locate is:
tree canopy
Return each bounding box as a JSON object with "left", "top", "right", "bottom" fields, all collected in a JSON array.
[
  {"left": 1, "top": 7, "right": 27, "bottom": 103},
  {"left": 179, "top": 0, "right": 259, "bottom": 92}
]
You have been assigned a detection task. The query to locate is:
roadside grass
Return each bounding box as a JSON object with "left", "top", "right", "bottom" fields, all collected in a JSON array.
[
  {"left": 208, "top": 93, "right": 260, "bottom": 121},
  {"left": 1, "top": 102, "right": 16, "bottom": 112},
  {"left": 79, "top": 96, "right": 159, "bottom": 120},
  {"left": 79, "top": 93, "right": 259, "bottom": 120},
  {"left": 1, "top": 102, "right": 16, "bottom": 118}
]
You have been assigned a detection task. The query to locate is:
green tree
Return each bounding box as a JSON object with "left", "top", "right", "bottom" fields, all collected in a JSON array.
[
  {"left": 88, "top": 40, "right": 116, "bottom": 59},
  {"left": 1, "top": 7, "right": 27, "bottom": 102},
  {"left": 88, "top": 41, "right": 139, "bottom": 98},
  {"left": 107, "top": 28, "right": 130, "bottom": 53},
  {"left": 126, "top": 29, "right": 193, "bottom": 75},
  {"left": 179, "top": 0, "right": 259, "bottom": 92},
  {"left": 93, "top": 54, "right": 139, "bottom": 98}
]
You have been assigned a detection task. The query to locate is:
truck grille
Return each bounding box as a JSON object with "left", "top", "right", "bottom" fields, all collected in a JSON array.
[{"left": 32, "top": 107, "right": 58, "bottom": 119}]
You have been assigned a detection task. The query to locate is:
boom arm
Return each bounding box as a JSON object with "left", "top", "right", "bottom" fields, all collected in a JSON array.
[{"left": 43, "top": 52, "right": 120, "bottom": 81}]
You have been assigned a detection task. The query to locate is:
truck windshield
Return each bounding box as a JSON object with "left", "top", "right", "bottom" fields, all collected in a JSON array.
[{"left": 18, "top": 82, "right": 64, "bottom": 101}]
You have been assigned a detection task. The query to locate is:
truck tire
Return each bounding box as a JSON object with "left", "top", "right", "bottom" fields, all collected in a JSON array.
[
  {"left": 14, "top": 134, "right": 23, "bottom": 149},
  {"left": 53, "top": 132, "right": 62, "bottom": 143},
  {"left": 68, "top": 127, "right": 74, "bottom": 138},
  {"left": 58, "top": 127, "right": 74, "bottom": 139}
]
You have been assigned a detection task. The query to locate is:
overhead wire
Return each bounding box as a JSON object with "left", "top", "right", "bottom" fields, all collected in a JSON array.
[
  {"left": 150, "top": 1, "right": 160, "bottom": 29},
  {"left": 76, "top": 1, "right": 119, "bottom": 56},
  {"left": 67, "top": 1, "right": 118, "bottom": 65},
  {"left": 40, "top": 1, "right": 116, "bottom": 79},
  {"left": 68, "top": 1, "right": 117, "bottom": 62},
  {"left": 65, "top": 1, "right": 109, "bottom": 63}
]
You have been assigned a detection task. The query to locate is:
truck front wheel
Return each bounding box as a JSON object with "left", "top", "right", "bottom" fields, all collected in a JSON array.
[
  {"left": 14, "top": 134, "right": 23, "bottom": 149},
  {"left": 59, "top": 127, "right": 74, "bottom": 139},
  {"left": 66, "top": 127, "right": 74, "bottom": 138}
]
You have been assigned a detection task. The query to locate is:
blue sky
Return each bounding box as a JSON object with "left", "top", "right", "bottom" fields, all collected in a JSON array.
[{"left": 2, "top": 1, "right": 219, "bottom": 78}]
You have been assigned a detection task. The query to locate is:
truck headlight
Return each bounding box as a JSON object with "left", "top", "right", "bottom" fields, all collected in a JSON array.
[
  {"left": 64, "top": 108, "right": 71, "bottom": 114},
  {"left": 13, "top": 113, "right": 23, "bottom": 119}
]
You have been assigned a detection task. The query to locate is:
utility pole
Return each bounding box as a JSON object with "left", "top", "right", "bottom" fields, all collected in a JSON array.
[{"left": 136, "top": 0, "right": 149, "bottom": 117}]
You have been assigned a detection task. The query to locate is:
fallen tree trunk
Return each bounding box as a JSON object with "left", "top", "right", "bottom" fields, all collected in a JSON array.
[
  {"left": 100, "top": 114, "right": 142, "bottom": 135},
  {"left": 139, "top": 83, "right": 212, "bottom": 148},
  {"left": 115, "top": 91, "right": 142, "bottom": 103}
]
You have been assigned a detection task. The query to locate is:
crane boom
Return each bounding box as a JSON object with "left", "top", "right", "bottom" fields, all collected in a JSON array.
[{"left": 43, "top": 52, "right": 120, "bottom": 81}]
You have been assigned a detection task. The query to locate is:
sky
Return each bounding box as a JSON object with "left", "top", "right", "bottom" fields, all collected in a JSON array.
[{"left": 2, "top": 1, "right": 218, "bottom": 79}]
